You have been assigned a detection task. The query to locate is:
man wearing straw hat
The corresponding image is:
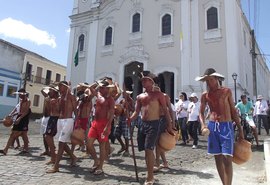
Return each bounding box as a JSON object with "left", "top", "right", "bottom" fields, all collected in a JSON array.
[
  {"left": 128, "top": 71, "right": 174, "bottom": 185},
  {"left": 196, "top": 68, "right": 244, "bottom": 185},
  {"left": 0, "top": 88, "right": 31, "bottom": 155},
  {"left": 47, "top": 81, "right": 78, "bottom": 173},
  {"left": 87, "top": 78, "right": 115, "bottom": 175}
]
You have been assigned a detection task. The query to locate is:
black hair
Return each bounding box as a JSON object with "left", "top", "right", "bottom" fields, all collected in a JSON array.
[{"left": 180, "top": 92, "right": 188, "bottom": 101}]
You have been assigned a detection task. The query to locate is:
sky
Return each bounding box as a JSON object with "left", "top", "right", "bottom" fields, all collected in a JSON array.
[
  {"left": 0, "top": 0, "right": 73, "bottom": 67},
  {"left": 0, "top": 0, "right": 269, "bottom": 67}
]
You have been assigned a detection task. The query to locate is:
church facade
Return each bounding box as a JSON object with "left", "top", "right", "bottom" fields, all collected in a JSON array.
[{"left": 67, "top": 0, "right": 270, "bottom": 102}]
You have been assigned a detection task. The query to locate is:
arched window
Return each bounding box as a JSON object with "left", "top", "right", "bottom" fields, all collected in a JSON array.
[
  {"left": 162, "top": 14, "right": 171, "bottom": 36},
  {"left": 132, "top": 13, "right": 140, "bottom": 33},
  {"left": 105, "top": 26, "right": 113, "bottom": 45},
  {"left": 207, "top": 7, "right": 218, "bottom": 30},
  {"left": 78, "top": 34, "right": 84, "bottom": 51}
]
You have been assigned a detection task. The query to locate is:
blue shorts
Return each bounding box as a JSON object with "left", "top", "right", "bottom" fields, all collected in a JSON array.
[
  {"left": 207, "top": 121, "right": 234, "bottom": 156},
  {"left": 138, "top": 120, "right": 159, "bottom": 151}
]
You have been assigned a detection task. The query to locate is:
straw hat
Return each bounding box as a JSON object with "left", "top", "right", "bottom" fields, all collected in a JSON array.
[
  {"left": 58, "top": 81, "right": 70, "bottom": 88},
  {"left": 257, "top": 95, "right": 263, "bottom": 100},
  {"left": 12, "top": 88, "right": 28, "bottom": 95},
  {"left": 140, "top": 71, "right": 157, "bottom": 84},
  {"left": 195, "top": 68, "right": 225, "bottom": 82},
  {"left": 97, "top": 80, "right": 115, "bottom": 88}
]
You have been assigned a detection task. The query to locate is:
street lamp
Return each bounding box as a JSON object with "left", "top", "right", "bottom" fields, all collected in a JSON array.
[{"left": 232, "top": 73, "right": 238, "bottom": 103}]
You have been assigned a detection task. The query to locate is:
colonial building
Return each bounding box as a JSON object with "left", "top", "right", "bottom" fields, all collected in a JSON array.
[
  {"left": 0, "top": 39, "right": 66, "bottom": 119},
  {"left": 67, "top": 0, "right": 270, "bottom": 102}
]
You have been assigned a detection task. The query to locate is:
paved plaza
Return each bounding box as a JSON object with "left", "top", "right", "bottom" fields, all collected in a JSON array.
[{"left": 0, "top": 121, "right": 267, "bottom": 185}]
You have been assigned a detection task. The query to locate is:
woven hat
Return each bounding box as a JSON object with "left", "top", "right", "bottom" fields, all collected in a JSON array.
[
  {"left": 257, "top": 95, "right": 263, "bottom": 100},
  {"left": 97, "top": 80, "right": 115, "bottom": 88},
  {"left": 140, "top": 71, "right": 157, "bottom": 83},
  {"left": 12, "top": 88, "right": 28, "bottom": 95},
  {"left": 58, "top": 81, "right": 70, "bottom": 88},
  {"left": 42, "top": 85, "right": 59, "bottom": 94},
  {"left": 195, "top": 68, "right": 225, "bottom": 82}
]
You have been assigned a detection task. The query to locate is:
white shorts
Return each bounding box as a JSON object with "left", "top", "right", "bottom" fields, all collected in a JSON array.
[
  {"left": 246, "top": 116, "right": 256, "bottom": 127},
  {"left": 40, "top": 116, "right": 49, "bottom": 135},
  {"left": 247, "top": 119, "right": 256, "bottom": 127},
  {"left": 56, "top": 118, "right": 74, "bottom": 143}
]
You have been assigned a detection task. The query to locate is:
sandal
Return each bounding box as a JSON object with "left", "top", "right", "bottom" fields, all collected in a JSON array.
[
  {"left": 89, "top": 166, "right": 98, "bottom": 173},
  {"left": 160, "top": 163, "right": 169, "bottom": 168},
  {"left": 153, "top": 166, "right": 162, "bottom": 172},
  {"left": 144, "top": 180, "right": 155, "bottom": 185},
  {"left": 0, "top": 150, "right": 7, "bottom": 155},
  {"left": 46, "top": 168, "right": 59, "bottom": 173},
  {"left": 93, "top": 169, "right": 103, "bottom": 175},
  {"left": 117, "top": 148, "right": 125, "bottom": 154},
  {"left": 45, "top": 161, "right": 55, "bottom": 165}
]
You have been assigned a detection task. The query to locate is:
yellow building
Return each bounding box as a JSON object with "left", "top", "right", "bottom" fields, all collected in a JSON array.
[
  {"left": 0, "top": 39, "right": 66, "bottom": 119},
  {"left": 23, "top": 53, "right": 66, "bottom": 117}
]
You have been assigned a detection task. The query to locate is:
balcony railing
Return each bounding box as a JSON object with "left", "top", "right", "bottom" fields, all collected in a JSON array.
[{"left": 25, "top": 74, "right": 54, "bottom": 85}]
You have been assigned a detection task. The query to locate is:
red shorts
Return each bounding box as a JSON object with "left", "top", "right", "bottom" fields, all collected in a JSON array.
[
  {"left": 88, "top": 119, "right": 110, "bottom": 142},
  {"left": 74, "top": 118, "right": 88, "bottom": 131}
]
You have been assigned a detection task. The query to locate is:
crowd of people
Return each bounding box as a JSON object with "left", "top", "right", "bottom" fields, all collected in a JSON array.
[{"left": 0, "top": 68, "right": 269, "bottom": 185}]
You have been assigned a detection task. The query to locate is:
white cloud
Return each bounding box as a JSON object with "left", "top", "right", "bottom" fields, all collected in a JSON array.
[
  {"left": 0, "top": 17, "right": 56, "bottom": 48},
  {"left": 66, "top": 28, "right": 70, "bottom": 33}
]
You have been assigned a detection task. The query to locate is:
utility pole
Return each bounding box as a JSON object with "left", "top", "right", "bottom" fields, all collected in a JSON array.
[{"left": 251, "top": 30, "right": 257, "bottom": 98}]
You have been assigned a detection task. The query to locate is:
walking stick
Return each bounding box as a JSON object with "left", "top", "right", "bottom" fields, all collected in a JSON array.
[{"left": 123, "top": 84, "right": 139, "bottom": 182}]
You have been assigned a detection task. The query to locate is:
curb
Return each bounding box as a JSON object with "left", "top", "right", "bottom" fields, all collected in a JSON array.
[{"left": 264, "top": 138, "right": 270, "bottom": 185}]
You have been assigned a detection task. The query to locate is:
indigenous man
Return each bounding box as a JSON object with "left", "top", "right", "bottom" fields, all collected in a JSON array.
[
  {"left": 0, "top": 88, "right": 31, "bottom": 155},
  {"left": 87, "top": 79, "right": 115, "bottom": 175},
  {"left": 114, "top": 90, "right": 134, "bottom": 156},
  {"left": 196, "top": 68, "right": 244, "bottom": 185},
  {"left": 39, "top": 86, "right": 51, "bottom": 156},
  {"left": 44, "top": 86, "right": 60, "bottom": 165},
  {"left": 47, "top": 81, "right": 77, "bottom": 173},
  {"left": 128, "top": 71, "right": 174, "bottom": 185},
  {"left": 153, "top": 85, "right": 176, "bottom": 171},
  {"left": 71, "top": 83, "right": 93, "bottom": 153}
]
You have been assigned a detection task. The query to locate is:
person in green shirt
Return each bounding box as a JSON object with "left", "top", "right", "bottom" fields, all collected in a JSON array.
[{"left": 235, "top": 94, "right": 259, "bottom": 146}]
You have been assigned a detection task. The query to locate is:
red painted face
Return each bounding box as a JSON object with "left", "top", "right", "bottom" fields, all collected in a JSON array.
[
  {"left": 141, "top": 78, "right": 153, "bottom": 88},
  {"left": 205, "top": 76, "right": 219, "bottom": 89}
]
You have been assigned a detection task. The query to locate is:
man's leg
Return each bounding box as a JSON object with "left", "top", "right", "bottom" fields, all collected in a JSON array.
[
  {"left": 63, "top": 143, "right": 77, "bottom": 165},
  {"left": 145, "top": 149, "right": 155, "bottom": 182},
  {"left": 45, "top": 135, "right": 56, "bottom": 163},
  {"left": 257, "top": 115, "right": 262, "bottom": 135},
  {"left": 47, "top": 141, "right": 65, "bottom": 173},
  {"left": 97, "top": 141, "right": 106, "bottom": 171},
  {"left": 214, "top": 155, "right": 233, "bottom": 185},
  {"left": 262, "top": 115, "right": 269, "bottom": 135},
  {"left": 2, "top": 131, "right": 22, "bottom": 154},
  {"left": 87, "top": 138, "right": 99, "bottom": 169},
  {"left": 21, "top": 131, "right": 29, "bottom": 152},
  {"left": 252, "top": 126, "right": 260, "bottom": 146}
]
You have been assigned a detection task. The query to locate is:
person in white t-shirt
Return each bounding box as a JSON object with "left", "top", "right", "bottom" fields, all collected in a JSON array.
[
  {"left": 175, "top": 92, "right": 190, "bottom": 145},
  {"left": 187, "top": 93, "right": 200, "bottom": 149}
]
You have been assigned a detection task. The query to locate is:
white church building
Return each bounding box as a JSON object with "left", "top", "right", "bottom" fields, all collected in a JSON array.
[{"left": 67, "top": 0, "right": 270, "bottom": 102}]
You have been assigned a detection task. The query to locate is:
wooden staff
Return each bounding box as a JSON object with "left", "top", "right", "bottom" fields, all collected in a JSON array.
[{"left": 123, "top": 84, "right": 139, "bottom": 182}]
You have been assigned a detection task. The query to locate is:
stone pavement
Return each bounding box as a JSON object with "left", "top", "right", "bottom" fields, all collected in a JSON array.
[{"left": 0, "top": 121, "right": 268, "bottom": 185}]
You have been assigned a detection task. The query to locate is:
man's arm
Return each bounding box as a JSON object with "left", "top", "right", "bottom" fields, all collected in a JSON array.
[
  {"left": 159, "top": 93, "right": 174, "bottom": 134},
  {"left": 129, "top": 96, "right": 141, "bottom": 122}
]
